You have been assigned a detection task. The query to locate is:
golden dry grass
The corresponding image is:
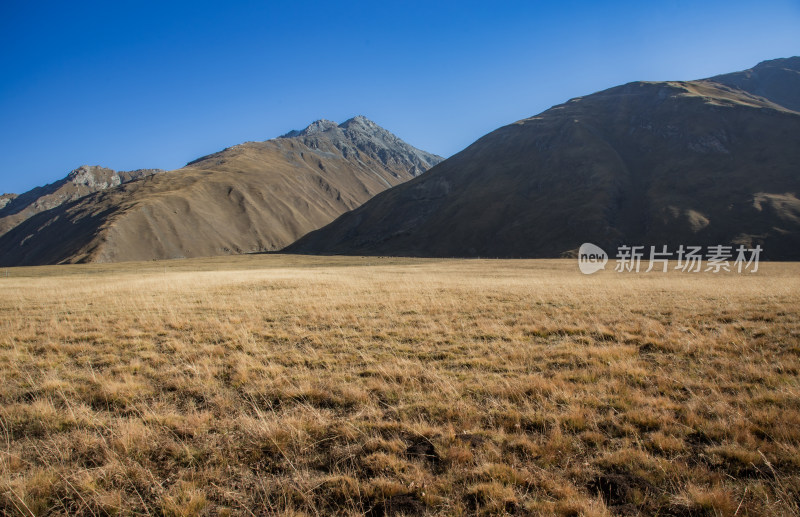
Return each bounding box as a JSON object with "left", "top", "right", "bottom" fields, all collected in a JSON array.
[{"left": 0, "top": 256, "right": 798, "bottom": 516}]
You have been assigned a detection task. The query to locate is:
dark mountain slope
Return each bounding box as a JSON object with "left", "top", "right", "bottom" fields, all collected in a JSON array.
[
  {"left": 287, "top": 60, "right": 800, "bottom": 260},
  {"left": 711, "top": 56, "right": 800, "bottom": 112}
]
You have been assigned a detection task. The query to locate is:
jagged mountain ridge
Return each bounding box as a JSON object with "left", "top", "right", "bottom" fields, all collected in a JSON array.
[
  {"left": 280, "top": 116, "right": 441, "bottom": 177},
  {"left": 0, "top": 166, "right": 163, "bottom": 236},
  {"left": 0, "top": 117, "right": 442, "bottom": 265},
  {"left": 287, "top": 58, "right": 800, "bottom": 260}
]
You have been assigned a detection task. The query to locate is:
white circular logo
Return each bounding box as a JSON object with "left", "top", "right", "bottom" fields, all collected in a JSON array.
[{"left": 578, "top": 243, "right": 608, "bottom": 274}]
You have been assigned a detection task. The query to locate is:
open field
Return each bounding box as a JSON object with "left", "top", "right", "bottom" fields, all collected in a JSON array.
[{"left": 1, "top": 256, "right": 799, "bottom": 516}]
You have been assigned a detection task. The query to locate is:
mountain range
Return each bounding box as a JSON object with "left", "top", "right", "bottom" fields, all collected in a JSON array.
[
  {"left": 0, "top": 166, "right": 163, "bottom": 237},
  {"left": 0, "top": 116, "right": 441, "bottom": 265},
  {"left": 1, "top": 57, "right": 798, "bottom": 265},
  {"left": 288, "top": 57, "right": 800, "bottom": 260}
]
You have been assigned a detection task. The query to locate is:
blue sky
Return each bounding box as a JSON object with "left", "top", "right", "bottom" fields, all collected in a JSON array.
[{"left": 1, "top": 0, "right": 799, "bottom": 194}]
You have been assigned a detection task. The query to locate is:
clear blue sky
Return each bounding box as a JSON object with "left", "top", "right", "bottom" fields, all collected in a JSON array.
[{"left": 1, "top": 0, "right": 799, "bottom": 194}]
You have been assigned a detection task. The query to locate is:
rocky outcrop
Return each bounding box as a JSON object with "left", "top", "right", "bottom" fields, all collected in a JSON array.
[
  {"left": 0, "top": 166, "right": 163, "bottom": 237},
  {"left": 281, "top": 116, "right": 442, "bottom": 178},
  {"left": 0, "top": 194, "right": 16, "bottom": 211}
]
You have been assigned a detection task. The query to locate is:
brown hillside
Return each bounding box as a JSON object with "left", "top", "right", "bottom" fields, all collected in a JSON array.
[
  {"left": 0, "top": 117, "right": 441, "bottom": 265},
  {"left": 0, "top": 166, "right": 162, "bottom": 237}
]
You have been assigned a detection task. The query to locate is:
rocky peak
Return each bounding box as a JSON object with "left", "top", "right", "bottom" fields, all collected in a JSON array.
[
  {"left": 339, "top": 115, "right": 399, "bottom": 144},
  {"left": 339, "top": 115, "right": 378, "bottom": 131},
  {"left": 64, "top": 165, "right": 164, "bottom": 190},
  {"left": 281, "top": 116, "right": 391, "bottom": 141},
  {"left": 281, "top": 119, "right": 339, "bottom": 138},
  {"left": 68, "top": 165, "right": 120, "bottom": 189},
  {"left": 0, "top": 193, "right": 17, "bottom": 211},
  {"left": 279, "top": 116, "right": 444, "bottom": 177}
]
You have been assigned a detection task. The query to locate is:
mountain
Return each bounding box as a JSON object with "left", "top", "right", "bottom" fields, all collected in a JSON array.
[
  {"left": 0, "top": 166, "right": 163, "bottom": 237},
  {"left": 287, "top": 58, "right": 800, "bottom": 260},
  {"left": 0, "top": 117, "right": 442, "bottom": 265},
  {"left": 711, "top": 56, "right": 800, "bottom": 112}
]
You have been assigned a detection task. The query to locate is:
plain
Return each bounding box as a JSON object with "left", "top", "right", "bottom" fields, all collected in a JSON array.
[{"left": 0, "top": 256, "right": 798, "bottom": 516}]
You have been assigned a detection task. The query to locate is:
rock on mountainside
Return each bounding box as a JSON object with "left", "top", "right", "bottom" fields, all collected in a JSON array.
[
  {"left": 0, "top": 117, "right": 442, "bottom": 265},
  {"left": 287, "top": 58, "right": 800, "bottom": 260},
  {"left": 0, "top": 194, "right": 16, "bottom": 211},
  {"left": 280, "top": 116, "right": 441, "bottom": 177},
  {"left": 0, "top": 166, "right": 163, "bottom": 236}
]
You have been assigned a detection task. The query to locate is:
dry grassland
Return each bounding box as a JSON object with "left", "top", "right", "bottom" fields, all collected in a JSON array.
[{"left": 0, "top": 256, "right": 798, "bottom": 516}]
